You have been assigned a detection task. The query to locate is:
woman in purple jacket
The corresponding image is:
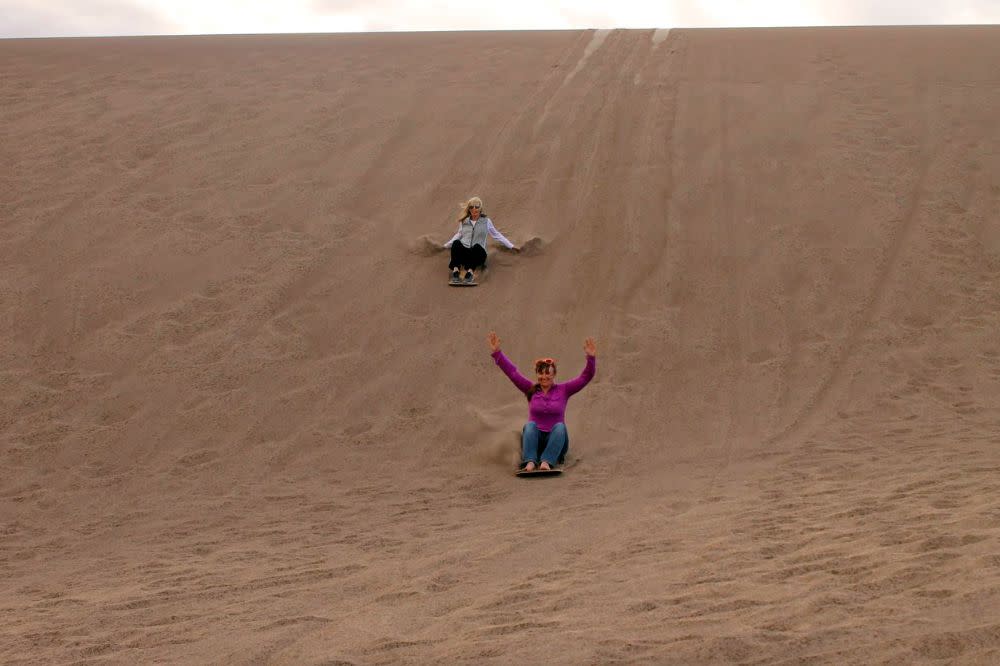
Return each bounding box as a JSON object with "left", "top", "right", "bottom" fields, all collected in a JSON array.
[{"left": 487, "top": 331, "right": 597, "bottom": 471}]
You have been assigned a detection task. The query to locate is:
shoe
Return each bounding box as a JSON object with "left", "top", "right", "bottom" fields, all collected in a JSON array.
[
  {"left": 450, "top": 269, "right": 460, "bottom": 283},
  {"left": 464, "top": 271, "right": 474, "bottom": 284}
]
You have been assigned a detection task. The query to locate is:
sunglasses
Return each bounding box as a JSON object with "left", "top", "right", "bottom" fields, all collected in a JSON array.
[
  {"left": 534, "top": 358, "right": 557, "bottom": 372},
  {"left": 469, "top": 204, "right": 481, "bottom": 209}
]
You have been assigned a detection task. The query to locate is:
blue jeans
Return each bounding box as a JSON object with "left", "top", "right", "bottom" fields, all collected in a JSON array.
[{"left": 521, "top": 422, "right": 568, "bottom": 467}]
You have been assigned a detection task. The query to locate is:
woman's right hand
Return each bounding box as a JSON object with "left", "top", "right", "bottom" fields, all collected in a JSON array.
[{"left": 488, "top": 331, "right": 501, "bottom": 352}]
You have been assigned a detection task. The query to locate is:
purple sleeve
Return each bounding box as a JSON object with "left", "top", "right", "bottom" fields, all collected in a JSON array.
[
  {"left": 562, "top": 355, "right": 596, "bottom": 396},
  {"left": 492, "top": 350, "right": 534, "bottom": 394}
]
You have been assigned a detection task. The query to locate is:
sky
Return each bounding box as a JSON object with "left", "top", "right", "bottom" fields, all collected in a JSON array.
[{"left": 2, "top": 0, "right": 999, "bottom": 38}]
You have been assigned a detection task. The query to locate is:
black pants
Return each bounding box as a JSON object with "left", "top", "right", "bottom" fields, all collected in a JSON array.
[{"left": 449, "top": 242, "right": 487, "bottom": 270}]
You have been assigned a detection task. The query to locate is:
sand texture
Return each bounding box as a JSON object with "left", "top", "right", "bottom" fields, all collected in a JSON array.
[{"left": 3, "top": 26, "right": 1000, "bottom": 664}]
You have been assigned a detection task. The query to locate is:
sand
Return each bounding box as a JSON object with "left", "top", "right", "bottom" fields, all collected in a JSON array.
[{"left": 2, "top": 26, "right": 1000, "bottom": 664}]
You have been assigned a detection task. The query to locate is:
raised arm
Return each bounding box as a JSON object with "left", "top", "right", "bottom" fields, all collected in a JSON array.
[
  {"left": 562, "top": 337, "right": 597, "bottom": 396},
  {"left": 488, "top": 332, "right": 534, "bottom": 394},
  {"left": 486, "top": 219, "right": 516, "bottom": 250},
  {"left": 443, "top": 223, "right": 462, "bottom": 248}
]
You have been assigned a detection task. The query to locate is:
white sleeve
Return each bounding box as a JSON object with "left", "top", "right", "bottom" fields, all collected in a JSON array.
[
  {"left": 443, "top": 223, "right": 462, "bottom": 248},
  {"left": 486, "top": 219, "right": 515, "bottom": 249}
]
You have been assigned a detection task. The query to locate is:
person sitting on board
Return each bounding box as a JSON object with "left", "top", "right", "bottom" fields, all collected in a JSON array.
[
  {"left": 443, "top": 196, "right": 517, "bottom": 284},
  {"left": 487, "top": 331, "right": 597, "bottom": 471}
]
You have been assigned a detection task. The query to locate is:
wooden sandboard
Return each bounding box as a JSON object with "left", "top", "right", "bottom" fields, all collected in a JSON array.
[
  {"left": 515, "top": 467, "right": 563, "bottom": 478},
  {"left": 448, "top": 280, "right": 478, "bottom": 287}
]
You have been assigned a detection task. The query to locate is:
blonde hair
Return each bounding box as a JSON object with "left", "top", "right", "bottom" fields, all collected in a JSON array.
[{"left": 456, "top": 196, "right": 486, "bottom": 224}]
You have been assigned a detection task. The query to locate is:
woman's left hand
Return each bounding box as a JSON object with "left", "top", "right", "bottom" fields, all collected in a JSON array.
[{"left": 584, "top": 337, "right": 597, "bottom": 356}]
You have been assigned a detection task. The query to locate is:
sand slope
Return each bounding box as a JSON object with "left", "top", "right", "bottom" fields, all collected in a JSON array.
[{"left": 3, "top": 27, "right": 1000, "bottom": 664}]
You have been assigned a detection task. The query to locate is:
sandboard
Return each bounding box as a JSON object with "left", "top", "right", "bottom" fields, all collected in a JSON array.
[
  {"left": 515, "top": 467, "right": 563, "bottom": 478},
  {"left": 448, "top": 279, "right": 478, "bottom": 287}
]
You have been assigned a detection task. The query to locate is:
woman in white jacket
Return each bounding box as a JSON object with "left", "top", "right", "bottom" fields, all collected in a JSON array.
[{"left": 443, "top": 196, "right": 517, "bottom": 284}]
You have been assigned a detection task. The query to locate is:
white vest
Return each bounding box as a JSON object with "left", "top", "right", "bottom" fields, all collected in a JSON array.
[{"left": 458, "top": 216, "right": 492, "bottom": 249}]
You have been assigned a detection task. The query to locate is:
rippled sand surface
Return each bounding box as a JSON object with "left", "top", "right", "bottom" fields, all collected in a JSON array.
[{"left": 3, "top": 27, "right": 1000, "bottom": 664}]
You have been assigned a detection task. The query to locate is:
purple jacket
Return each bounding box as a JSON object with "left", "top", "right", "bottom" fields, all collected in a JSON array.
[{"left": 492, "top": 350, "right": 596, "bottom": 432}]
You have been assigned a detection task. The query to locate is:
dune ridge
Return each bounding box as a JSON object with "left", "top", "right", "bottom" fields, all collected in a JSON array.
[{"left": 3, "top": 27, "right": 1000, "bottom": 663}]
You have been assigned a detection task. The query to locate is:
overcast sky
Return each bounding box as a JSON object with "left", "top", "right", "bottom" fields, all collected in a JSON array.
[{"left": 2, "top": 0, "right": 999, "bottom": 38}]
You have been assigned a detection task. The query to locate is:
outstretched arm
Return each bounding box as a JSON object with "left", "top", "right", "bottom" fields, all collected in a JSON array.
[
  {"left": 488, "top": 331, "right": 534, "bottom": 394},
  {"left": 563, "top": 337, "right": 597, "bottom": 396},
  {"left": 443, "top": 223, "right": 462, "bottom": 248},
  {"left": 486, "top": 219, "right": 516, "bottom": 250}
]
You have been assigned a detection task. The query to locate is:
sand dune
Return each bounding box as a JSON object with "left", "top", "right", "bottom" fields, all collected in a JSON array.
[{"left": 3, "top": 26, "right": 1000, "bottom": 664}]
